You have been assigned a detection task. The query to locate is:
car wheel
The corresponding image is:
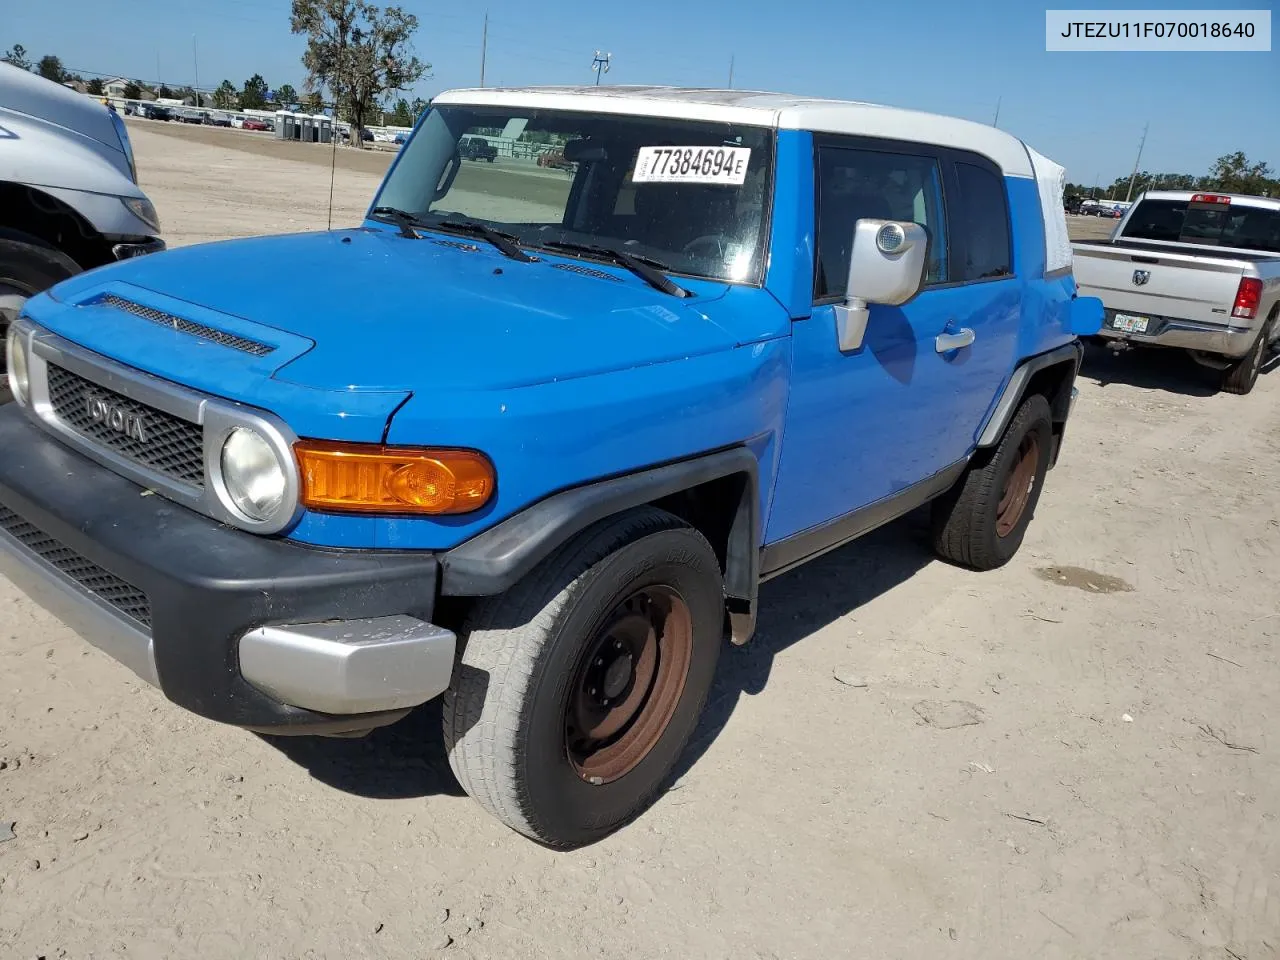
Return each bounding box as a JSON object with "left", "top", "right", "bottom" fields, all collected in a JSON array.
[
  {"left": 1221, "top": 326, "right": 1269, "bottom": 395},
  {"left": 443, "top": 507, "right": 723, "bottom": 848},
  {"left": 0, "top": 238, "right": 81, "bottom": 403},
  {"left": 931, "top": 393, "right": 1054, "bottom": 571}
]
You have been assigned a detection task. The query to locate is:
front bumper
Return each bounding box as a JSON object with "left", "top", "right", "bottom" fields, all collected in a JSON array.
[
  {"left": 0, "top": 406, "right": 454, "bottom": 734},
  {"left": 1095, "top": 309, "right": 1256, "bottom": 358},
  {"left": 111, "top": 236, "right": 166, "bottom": 261}
]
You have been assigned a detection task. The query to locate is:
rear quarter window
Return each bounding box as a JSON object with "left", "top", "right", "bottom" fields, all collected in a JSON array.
[{"left": 951, "top": 162, "right": 1013, "bottom": 282}]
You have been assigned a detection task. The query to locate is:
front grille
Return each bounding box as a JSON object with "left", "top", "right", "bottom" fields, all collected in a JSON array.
[
  {"left": 46, "top": 364, "right": 205, "bottom": 488},
  {"left": 98, "top": 294, "right": 274, "bottom": 357},
  {"left": 0, "top": 504, "right": 152, "bottom": 627},
  {"left": 552, "top": 263, "right": 622, "bottom": 282}
]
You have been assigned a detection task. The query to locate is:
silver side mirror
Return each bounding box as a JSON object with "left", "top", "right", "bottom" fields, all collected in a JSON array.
[{"left": 835, "top": 219, "right": 929, "bottom": 352}]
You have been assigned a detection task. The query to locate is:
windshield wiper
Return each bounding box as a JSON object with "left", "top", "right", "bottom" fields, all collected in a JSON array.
[
  {"left": 370, "top": 206, "right": 422, "bottom": 239},
  {"left": 429, "top": 218, "right": 534, "bottom": 262},
  {"left": 541, "top": 241, "right": 692, "bottom": 298}
]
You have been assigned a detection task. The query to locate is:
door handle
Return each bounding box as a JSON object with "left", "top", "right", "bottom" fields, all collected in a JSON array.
[{"left": 935, "top": 327, "right": 976, "bottom": 353}]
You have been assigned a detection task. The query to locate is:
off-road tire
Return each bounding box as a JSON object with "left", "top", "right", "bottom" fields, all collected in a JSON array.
[
  {"left": 1221, "top": 329, "right": 1266, "bottom": 395},
  {"left": 0, "top": 238, "right": 81, "bottom": 403},
  {"left": 931, "top": 393, "right": 1054, "bottom": 570},
  {"left": 443, "top": 507, "right": 723, "bottom": 848}
]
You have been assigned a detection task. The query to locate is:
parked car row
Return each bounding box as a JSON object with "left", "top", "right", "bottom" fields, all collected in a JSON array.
[{"left": 0, "top": 74, "right": 1273, "bottom": 851}]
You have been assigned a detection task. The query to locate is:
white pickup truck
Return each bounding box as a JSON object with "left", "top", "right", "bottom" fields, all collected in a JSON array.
[{"left": 1073, "top": 191, "right": 1280, "bottom": 394}]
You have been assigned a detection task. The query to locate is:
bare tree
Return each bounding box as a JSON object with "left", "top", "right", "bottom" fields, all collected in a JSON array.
[{"left": 290, "top": 0, "right": 428, "bottom": 145}]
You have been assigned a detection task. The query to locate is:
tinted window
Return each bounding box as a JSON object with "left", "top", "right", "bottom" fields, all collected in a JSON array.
[
  {"left": 377, "top": 106, "right": 775, "bottom": 283},
  {"left": 814, "top": 146, "right": 947, "bottom": 299},
  {"left": 952, "top": 162, "right": 1012, "bottom": 281},
  {"left": 1123, "top": 199, "right": 1280, "bottom": 252}
]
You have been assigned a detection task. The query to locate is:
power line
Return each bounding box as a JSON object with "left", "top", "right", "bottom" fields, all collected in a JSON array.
[{"left": 591, "top": 50, "right": 611, "bottom": 86}]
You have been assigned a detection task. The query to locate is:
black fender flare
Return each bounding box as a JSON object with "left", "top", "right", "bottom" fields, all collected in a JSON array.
[
  {"left": 439, "top": 446, "right": 761, "bottom": 639},
  {"left": 977, "top": 341, "right": 1083, "bottom": 448}
]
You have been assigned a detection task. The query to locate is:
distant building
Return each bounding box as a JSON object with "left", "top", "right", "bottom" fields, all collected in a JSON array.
[
  {"left": 61, "top": 79, "right": 88, "bottom": 94},
  {"left": 102, "top": 77, "right": 157, "bottom": 101}
]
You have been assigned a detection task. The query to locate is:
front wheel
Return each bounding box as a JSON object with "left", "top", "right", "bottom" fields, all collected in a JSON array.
[
  {"left": 443, "top": 508, "right": 723, "bottom": 848},
  {"left": 1, "top": 238, "right": 81, "bottom": 403},
  {"left": 931, "top": 393, "right": 1054, "bottom": 570}
]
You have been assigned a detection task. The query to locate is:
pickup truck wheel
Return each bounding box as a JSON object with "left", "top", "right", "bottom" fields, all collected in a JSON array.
[
  {"left": 0, "top": 237, "right": 81, "bottom": 329},
  {"left": 443, "top": 507, "right": 723, "bottom": 848},
  {"left": 1, "top": 239, "right": 81, "bottom": 402},
  {"left": 1221, "top": 328, "right": 1267, "bottom": 395},
  {"left": 931, "top": 393, "right": 1053, "bottom": 570}
]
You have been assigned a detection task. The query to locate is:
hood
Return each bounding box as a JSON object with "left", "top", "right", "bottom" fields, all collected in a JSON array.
[
  {"left": 0, "top": 63, "right": 121, "bottom": 155},
  {"left": 47, "top": 228, "right": 759, "bottom": 395}
]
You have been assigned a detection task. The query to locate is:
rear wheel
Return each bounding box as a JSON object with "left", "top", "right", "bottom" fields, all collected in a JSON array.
[
  {"left": 932, "top": 393, "right": 1054, "bottom": 570},
  {"left": 1221, "top": 328, "right": 1267, "bottom": 395},
  {"left": 443, "top": 507, "right": 723, "bottom": 848}
]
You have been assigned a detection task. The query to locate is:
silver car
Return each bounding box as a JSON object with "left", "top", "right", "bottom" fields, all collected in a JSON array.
[{"left": 1, "top": 64, "right": 165, "bottom": 400}]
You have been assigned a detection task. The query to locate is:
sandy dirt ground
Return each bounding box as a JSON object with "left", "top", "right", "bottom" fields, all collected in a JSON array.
[{"left": 1, "top": 123, "right": 1277, "bottom": 960}]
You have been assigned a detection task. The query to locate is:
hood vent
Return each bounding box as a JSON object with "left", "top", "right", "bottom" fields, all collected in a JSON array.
[
  {"left": 432, "top": 239, "right": 481, "bottom": 252},
  {"left": 551, "top": 263, "right": 622, "bottom": 282},
  {"left": 98, "top": 294, "right": 275, "bottom": 357}
]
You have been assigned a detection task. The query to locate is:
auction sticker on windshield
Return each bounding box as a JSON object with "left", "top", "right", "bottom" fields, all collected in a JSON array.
[{"left": 632, "top": 146, "right": 751, "bottom": 185}]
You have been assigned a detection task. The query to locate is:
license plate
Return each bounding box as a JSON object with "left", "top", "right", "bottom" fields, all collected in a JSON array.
[{"left": 1111, "top": 313, "right": 1149, "bottom": 334}]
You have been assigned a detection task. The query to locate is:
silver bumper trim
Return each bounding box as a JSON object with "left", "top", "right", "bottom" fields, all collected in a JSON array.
[
  {"left": 0, "top": 519, "right": 158, "bottom": 687},
  {"left": 1096, "top": 316, "right": 1256, "bottom": 357},
  {"left": 239, "top": 615, "right": 456, "bottom": 715}
]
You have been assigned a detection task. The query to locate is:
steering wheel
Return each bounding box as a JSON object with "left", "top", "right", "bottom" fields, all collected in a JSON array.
[{"left": 682, "top": 234, "right": 727, "bottom": 259}]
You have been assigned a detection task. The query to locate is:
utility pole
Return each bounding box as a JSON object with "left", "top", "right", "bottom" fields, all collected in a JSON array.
[
  {"left": 591, "top": 50, "right": 611, "bottom": 86},
  {"left": 728, "top": 54, "right": 734, "bottom": 89},
  {"left": 479, "top": 13, "right": 488, "bottom": 87},
  {"left": 192, "top": 35, "right": 200, "bottom": 106},
  {"left": 992, "top": 97, "right": 1001, "bottom": 127},
  {"left": 1091, "top": 173, "right": 1099, "bottom": 199},
  {"left": 156, "top": 52, "right": 162, "bottom": 93},
  {"left": 1125, "top": 122, "right": 1149, "bottom": 202}
]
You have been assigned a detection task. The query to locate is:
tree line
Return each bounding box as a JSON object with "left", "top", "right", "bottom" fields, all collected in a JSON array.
[
  {"left": 2, "top": 44, "right": 306, "bottom": 111},
  {"left": 6, "top": 0, "right": 430, "bottom": 146},
  {"left": 1069, "top": 153, "right": 1277, "bottom": 200}
]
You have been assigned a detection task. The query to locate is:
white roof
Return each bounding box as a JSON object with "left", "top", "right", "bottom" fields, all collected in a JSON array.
[
  {"left": 432, "top": 85, "right": 1035, "bottom": 177},
  {"left": 1140, "top": 190, "right": 1280, "bottom": 211}
]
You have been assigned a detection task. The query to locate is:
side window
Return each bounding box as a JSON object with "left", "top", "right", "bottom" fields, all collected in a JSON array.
[
  {"left": 952, "top": 162, "right": 1013, "bottom": 281},
  {"left": 814, "top": 145, "right": 948, "bottom": 300}
]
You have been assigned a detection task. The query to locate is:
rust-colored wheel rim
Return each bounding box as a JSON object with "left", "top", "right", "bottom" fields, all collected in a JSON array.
[
  {"left": 565, "top": 586, "right": 693, "bottom": 785},
  {"left": 996, "top": 434, "right": 1040, "bottom": 538}
]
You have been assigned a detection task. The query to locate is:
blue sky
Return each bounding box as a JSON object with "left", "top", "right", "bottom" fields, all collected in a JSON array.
[{"left": 6, "top": 0, "right": 1277, "bottom": 185}]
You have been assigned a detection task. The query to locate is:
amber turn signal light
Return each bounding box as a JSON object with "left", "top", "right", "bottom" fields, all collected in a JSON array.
[{"left": 295, "top": 441, "right": 495, "bottom": 515}]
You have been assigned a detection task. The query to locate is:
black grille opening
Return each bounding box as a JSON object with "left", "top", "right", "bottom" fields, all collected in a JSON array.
[
  {"left": 46, "top": 364, "right": 205, "bottom": 488},
  {"left": 431, "top": 239, "right": 481, "bottom": 252},
  {"left": 99, "top": 294, "right": 274, "bottom": 357},
  {"left": 551, "top": 262, "right": 623, "bottom": 282},
  {"left": 0, "top": 504, "right": 152, "bottom": 628}
]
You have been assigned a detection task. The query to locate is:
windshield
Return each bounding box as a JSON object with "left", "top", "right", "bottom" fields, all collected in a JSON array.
[
  {"left": 373, "top": 105, "right": 775, "bottom": 284},
  {"left": 1122, "top": 199, "right": 1280, "bottom": 253}
]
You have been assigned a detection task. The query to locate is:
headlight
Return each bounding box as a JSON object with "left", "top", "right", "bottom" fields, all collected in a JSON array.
[
  {"left": 220, "top": 427, "right": 287, "bottom": 522},
  {"left": 121, "top": 196, "right": 160, "bottom": 233},
  {"left": 6, "top": 324, "right": 29, "bottom": 405}
]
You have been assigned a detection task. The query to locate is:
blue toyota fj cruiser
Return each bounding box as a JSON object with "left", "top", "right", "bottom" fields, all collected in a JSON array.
[{"left": 1, "top": 87, "right": 1102, "bottom": 846}]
